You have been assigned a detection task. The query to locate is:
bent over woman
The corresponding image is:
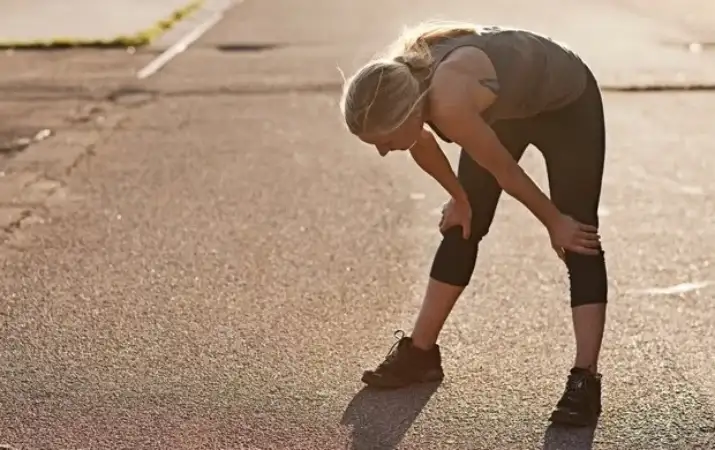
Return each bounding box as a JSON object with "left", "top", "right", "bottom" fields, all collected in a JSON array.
[{"left": 339, "top": 22, "right": 608, "bottom": 427}]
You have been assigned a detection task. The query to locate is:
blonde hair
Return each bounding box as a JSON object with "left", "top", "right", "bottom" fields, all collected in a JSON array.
[{"left": 339, "top": 20, "right": 479, "bottom": 136}]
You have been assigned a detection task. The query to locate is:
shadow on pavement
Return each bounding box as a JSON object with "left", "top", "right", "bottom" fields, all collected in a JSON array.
[
  {"left": 542, "top": 423, "right": 596, "bottom": 450},
  {"left": 340, "top": 382, "right": 441, "bottom": 450}
]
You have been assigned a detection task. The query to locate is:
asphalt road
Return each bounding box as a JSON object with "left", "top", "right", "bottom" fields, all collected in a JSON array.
[{"left": 1, "top": 0, "right": 715, "bottom": 449}]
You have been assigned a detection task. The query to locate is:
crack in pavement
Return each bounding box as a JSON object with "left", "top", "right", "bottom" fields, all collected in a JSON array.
[
  {"left": 5, "top": 79, "right": 715, "bottom": 105},
  {"left": 0, "top": 128, "right": 53, "bottom": 155},
  {"left": 603, "top": 83, "right": 715, "bottom": 92},
  {"left": 0, "top": 115, "right": 131, "bottom": 246},
  {"left": 0, "top": 208, "right": 31, "bottom": 233}
]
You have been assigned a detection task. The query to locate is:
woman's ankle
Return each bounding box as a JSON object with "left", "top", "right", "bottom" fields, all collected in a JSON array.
[
  {"left": 410, "top": 333, "right": 437, "bottom": 351},
  {"left": 573, "top": 362, "right": 599, "bottom": 374}
]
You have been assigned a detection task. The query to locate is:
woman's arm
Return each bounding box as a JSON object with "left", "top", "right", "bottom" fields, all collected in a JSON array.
[
  {"left": 408, "top": 128, "right": 469, "bottom": 204},
  {"left": 423, "top": 49, "right": 599, "bottom": 255},
  {"left": 434, "top": 110, "right": 562, "bottom": 230},
  {"left": 425, "top": 52, "right": 563, "bottom": 230}
]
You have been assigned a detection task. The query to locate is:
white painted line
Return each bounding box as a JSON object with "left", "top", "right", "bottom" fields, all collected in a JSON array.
[
  {"left": 678, "top": 185, "right": 705, "bottom": 195},
  {"left": 628, "top": 281, "right": 713, "bottom": 296},
  {"left": 136, "top": 0, "right": 240, "bottom": 80},
  {"left": 629, "top": 166, "right": 705, "bottom": 196}
]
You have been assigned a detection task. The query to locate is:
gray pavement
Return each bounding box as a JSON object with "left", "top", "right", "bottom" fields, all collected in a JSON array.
[
  {"left": 0, "top": 0, "right": 201, "bottom": 47},
  {"left": 1, "top": 0, "right": 715, "bottom": 449},
  {"left": 611, "top": 0, "right": 715, "bottom": 43}
]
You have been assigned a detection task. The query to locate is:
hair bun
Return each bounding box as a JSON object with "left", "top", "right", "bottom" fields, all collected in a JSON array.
[
  {"left": 393, "top": 55, "right": 410, "bottom": 68},
  {"left": 394, "top": 52, "right": 432, "bottom": 73}
]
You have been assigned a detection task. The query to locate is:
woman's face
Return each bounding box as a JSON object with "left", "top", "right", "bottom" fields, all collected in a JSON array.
[{"left": 357, "top": 112, "right": 424, "bottom": 156}]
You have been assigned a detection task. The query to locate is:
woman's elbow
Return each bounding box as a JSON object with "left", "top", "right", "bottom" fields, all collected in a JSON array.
[{"left": 491, "top": 160, "right": 524, "bottom": 193}]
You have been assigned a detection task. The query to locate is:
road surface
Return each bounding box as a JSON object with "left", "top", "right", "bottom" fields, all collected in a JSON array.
[{"left": 1, "top": 0, "right": 714, "bottom": 449}]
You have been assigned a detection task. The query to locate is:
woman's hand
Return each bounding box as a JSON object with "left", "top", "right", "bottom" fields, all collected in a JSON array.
[
  {"left": 439, "top": 198, "right": 472, "bottom": 239},
  {"left": 548, "top": 214, "right": 601, "bottom": 260}
]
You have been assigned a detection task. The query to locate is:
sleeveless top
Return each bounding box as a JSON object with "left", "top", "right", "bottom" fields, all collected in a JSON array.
[{"left": 425, "top": 26, "right": 588, "bottom": 142}]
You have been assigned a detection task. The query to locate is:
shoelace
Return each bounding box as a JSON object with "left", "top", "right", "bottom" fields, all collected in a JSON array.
[
  {"left": 380, "top": 330, "right": 407, "bottom": 365},
  {"left": 563, "top": 373, "right": 588, "bottom": 398}
]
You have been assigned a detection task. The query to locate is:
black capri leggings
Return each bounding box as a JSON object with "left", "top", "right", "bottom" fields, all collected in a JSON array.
[{"left": 430, "top": 68, "right": 608, "bottom": 307}]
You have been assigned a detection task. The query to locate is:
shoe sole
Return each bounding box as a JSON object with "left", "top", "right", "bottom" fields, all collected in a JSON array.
[{"left": 361, "top": 369, "right": 444, "bottom": 389}]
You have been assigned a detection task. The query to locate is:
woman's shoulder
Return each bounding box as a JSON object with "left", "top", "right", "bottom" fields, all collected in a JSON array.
[
  {"left": 434, "top": 45, "right": 492, "bottom": 74},
  {"left": 428, "top": 47, "right": 498, "bottom": 114}
]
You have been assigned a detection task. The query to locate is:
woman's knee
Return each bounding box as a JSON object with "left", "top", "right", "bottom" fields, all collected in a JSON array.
[
  {"left": 565, "top": 249, "right": 608, "bottom": 307},
  {"left": 429, "top": 227, "right": 481, "bottom": 287}
]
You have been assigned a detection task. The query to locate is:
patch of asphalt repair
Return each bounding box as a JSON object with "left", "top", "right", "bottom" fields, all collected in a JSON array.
[{"left": 0, "top": 86, "right": 155, "bottom": 246}]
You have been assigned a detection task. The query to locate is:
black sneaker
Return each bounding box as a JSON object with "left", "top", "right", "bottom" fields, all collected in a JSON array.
[
  {"left": 549, "top": 367, "right": 602, "bottom": 427},
  {"left": 361, "top": 330, "right": 445, "bottom": 389}
]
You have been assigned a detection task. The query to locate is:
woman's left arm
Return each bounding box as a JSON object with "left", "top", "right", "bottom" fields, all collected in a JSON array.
[{"left": 433, "top": 103, "right": 563, "bottom": 231}]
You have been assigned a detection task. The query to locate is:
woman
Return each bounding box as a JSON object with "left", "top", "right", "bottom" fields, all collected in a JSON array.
[{"left": 339, "top": 21, "right": 608, "bottom": 427}]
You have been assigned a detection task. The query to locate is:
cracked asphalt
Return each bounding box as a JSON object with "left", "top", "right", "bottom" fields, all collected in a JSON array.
[{"left": 1, "top": 0, "right": 715, "bottom": 449}]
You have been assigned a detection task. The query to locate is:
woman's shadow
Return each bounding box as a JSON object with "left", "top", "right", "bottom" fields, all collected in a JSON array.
[
  {"left": 542, "top": 423, "right": 597, "bottom": 450},
  {"left": 340, "top": 382, "right": 596, "bottom": 450},
  {"left": 340, "top": 381, "right": 442, "bottom": 450}
]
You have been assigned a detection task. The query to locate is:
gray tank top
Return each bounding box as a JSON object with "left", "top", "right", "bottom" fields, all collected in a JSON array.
[{"left": 426, "top": 26, "right": 588, "bottom": 138}]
